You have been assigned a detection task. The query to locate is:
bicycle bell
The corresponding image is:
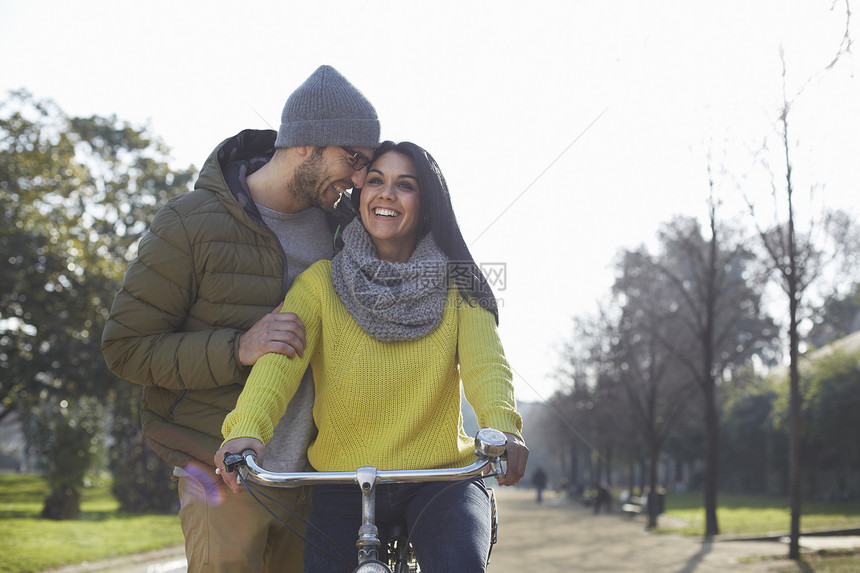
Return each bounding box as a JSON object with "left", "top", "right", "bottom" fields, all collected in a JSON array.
[{"left": 474, "top": 428, "right": 507, "bottom": 457}]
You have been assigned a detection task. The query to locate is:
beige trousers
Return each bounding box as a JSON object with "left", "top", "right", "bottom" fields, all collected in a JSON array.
[{"left": 178, "top": 474, "right": 310, "bottom": 573}]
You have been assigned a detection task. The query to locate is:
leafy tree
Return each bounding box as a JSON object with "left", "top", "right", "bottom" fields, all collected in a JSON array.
[
  {"left": 720, "top": 370, "right": 785, "bottom": 495},
  {"left": 110, "top": 384, "right": 177, "bottom": 513},
  {"left": 611, "top": 250, "right": 699, "bottom": 528},
  {"left": 625, "top": 206, "right": 777, "bottom": 536},
  {"left": 802, "top": 350, "right": 860, "bottom": 500},
  {"left": 23, "top": 396, "right": 106, "bottom": 519},
  {"left": 807, "top": 282, "right": 860, "bottom": 348},
  {"left": 550, "top": 310, "right": 631, "bottom": 492},
  {"left": 662, "top": 400, "right": 706, "bottom": 490},
  {"left": 0, "top": 89, "right": 194, "bottom": 517}
]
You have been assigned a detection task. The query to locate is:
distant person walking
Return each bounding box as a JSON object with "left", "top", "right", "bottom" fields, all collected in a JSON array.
[
  {"left": 593, "top": 482, "right": 612, "bottom": 514},
  {"left": 532, "top": 467, "right": 548, "bottom": 503}
]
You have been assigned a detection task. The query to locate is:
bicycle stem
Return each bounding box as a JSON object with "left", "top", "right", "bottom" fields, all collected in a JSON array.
[{"left": 356, "top": 467, "right": 382, "bottom": 564}]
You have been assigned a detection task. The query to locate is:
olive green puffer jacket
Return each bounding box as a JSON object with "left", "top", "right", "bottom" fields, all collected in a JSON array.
[{"left": 102, "top": 129, "right": 350, "bottom": 470}]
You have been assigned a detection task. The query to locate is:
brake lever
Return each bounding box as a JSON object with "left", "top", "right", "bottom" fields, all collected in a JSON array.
[{"left": 223, "top": 449, "right": 257, "bottom": 473}]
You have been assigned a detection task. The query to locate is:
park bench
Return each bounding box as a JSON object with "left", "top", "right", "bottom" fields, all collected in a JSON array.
[
  {"left": 621, "top": 492, "right": 666, "bottom": 517},
  {"left": 621, "top": 495, "right": 644, "bottom": 516}
]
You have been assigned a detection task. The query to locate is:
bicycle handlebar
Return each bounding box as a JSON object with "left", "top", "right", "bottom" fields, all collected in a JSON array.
[{"left": 224, "top": 427, "right": 508, "bottom": 489}]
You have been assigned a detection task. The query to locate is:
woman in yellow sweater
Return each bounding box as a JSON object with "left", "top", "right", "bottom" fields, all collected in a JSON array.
[{"left": 217, "top": 141, "right": 528, "bottom": 573}]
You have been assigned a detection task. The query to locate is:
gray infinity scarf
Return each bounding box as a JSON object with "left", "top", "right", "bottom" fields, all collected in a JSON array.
[{"left": 332, "top": 220, "right": 448, "bottom": 342}]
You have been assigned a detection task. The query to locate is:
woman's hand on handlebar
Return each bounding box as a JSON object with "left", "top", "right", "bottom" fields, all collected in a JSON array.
[
  {"left": 214, "top": 437, "right": 265, "bottom": 494},
  {"left": 497, "top": 432, "right": 529, "bottom": 487}
]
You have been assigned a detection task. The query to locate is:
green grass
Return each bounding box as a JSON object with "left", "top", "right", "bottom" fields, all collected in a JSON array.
[
  {"left": 658, "top": 492, "right": 860, "bottom": 537},
  {"left": 0, "top": 473, "right": 183, "bottom": 573},
  {"left": 770, "top": 551, "right": 860, "bottom": 573},
  {"left": 656, "top": 492, "right": 860, "bottom": 573}
]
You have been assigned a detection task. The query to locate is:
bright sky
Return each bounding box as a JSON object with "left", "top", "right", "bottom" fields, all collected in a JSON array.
[{"left": 2, "top": 0, "right": 858, "bottom": 403}]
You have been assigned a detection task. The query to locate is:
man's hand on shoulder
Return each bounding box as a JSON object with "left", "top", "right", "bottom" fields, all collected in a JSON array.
[{"left": 238, "top": 304, "right": 307, "bottom": 366}]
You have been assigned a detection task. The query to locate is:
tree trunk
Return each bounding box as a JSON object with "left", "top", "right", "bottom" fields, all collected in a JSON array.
[
  {"left": 673, "top": 457, "right": 684, "bottom": 484},
  {"left": 605, "top": 444, "right": 613, "bottom": 485},
  {"left": 647, "top": 448, "right": 660, "bottom": 529},
  {"left": 703, "top": 379, "right": 720, "bottom": 537},
  {"left": 627, "top": 458, "right": 635, "bottom": 494},
  {"left": 703, "top": 200, "right": 721, "bottom": 537},
  {"left": 788, "top": 292, "right": 802, "bottom": 559},
  {"left": 41, "top": 486, "right": 81, "bottom": 520},
  {"left": 784, "top": 96, "right": 802, "bottom": 560}
]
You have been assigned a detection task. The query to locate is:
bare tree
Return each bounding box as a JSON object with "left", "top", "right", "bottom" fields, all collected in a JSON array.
[
  {"left": 629, "top": 201, "right": 776, "bottom": 536},
  {"left": 549, "top": 310, "right": 627, "bottom": 492},
  {"left": 617, "top": 201, "right": 775, "bottom": 535},
  {"left": 747, "top": 17, "right": 854, "bottom": 554},
  {"left": 612, "top": 250, "right": 701, "bottom": 528}
]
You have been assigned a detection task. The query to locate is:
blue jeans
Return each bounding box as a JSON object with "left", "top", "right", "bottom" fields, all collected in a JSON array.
[{"left": 303, "top": 479, "right": 491, "bottom": 573}]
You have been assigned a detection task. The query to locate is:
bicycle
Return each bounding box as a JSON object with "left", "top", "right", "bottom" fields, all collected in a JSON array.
[{"left": 223, "top": 427, "right": 508, "bottom": 573}]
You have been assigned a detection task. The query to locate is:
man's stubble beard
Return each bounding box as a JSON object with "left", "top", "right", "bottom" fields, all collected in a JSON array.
[{"left": 290, "top": 147, "right": 335, "bottom": 211}]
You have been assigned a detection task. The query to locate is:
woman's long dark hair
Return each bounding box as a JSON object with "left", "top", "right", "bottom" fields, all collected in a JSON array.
[{"left": 351, "top": 141, "right": 499, "bottom": 324}]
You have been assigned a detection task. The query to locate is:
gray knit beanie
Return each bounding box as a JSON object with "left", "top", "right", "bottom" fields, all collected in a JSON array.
[{"left": 275, "top": 65, "right": 380, "bottom": 149}]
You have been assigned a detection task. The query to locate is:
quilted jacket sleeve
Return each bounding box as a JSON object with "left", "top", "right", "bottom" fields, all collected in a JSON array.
[{"left": 102, "top": 203, "right": 246, "bottom": 391}]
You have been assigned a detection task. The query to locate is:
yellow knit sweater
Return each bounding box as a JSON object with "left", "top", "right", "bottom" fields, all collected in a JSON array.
[{"left": 222, "top": 260, "right": 522, "bottom": 472}]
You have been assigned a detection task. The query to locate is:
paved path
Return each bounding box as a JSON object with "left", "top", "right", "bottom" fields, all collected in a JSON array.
[
  {"left": 45, "top": 487, "right": 860, "bottom": 572},
  {"left": 488, "top": 487, "right": 835, "bottom": 572}
]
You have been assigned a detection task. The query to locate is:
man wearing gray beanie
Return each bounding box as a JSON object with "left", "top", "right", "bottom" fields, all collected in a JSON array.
[
  {"left": 103, "top": 65, "right": 379, "bottom": 573},
  {"left": 276, "top": 64, "right": 379, "bottom": 148}
]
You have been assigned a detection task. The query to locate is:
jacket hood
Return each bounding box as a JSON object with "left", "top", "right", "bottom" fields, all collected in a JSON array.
[{"left": 195, "top": 129, "right": 275, "bottom": 204}]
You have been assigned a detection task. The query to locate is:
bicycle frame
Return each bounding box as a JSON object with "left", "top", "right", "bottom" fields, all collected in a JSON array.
[{"left": 224, "top": 428, "right": 507, "bottom": 573}]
